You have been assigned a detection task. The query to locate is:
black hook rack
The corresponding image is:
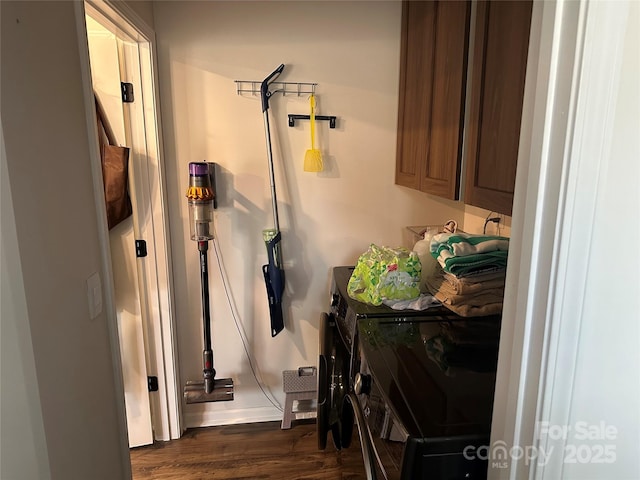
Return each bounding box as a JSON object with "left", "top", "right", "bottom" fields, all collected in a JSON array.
[{"left": 288, "top": 114, "right": 337, "bottom": 129}]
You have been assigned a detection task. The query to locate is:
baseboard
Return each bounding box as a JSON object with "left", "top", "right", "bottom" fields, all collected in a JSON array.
[
  {"left": 184, "top": 405, "right": 283, "bottom": 429},
  {"left": 183, "top": 404, "right": 318, "bottom": 429}
]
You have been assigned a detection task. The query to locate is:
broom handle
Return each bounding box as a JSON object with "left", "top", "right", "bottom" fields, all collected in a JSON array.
[
  {"left": 262, "top": 111, "right": 280, "bottom": 232},
  {"left": 260, "top": 64, "right": 285, "bottom": 232},
  {"left": 310, "top": 94, "right": 316, "bottom": 150}
]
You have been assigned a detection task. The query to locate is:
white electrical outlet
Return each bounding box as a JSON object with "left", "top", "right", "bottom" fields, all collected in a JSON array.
[{"left": 87, "top": 272, "right": 102, "bottom": 319}]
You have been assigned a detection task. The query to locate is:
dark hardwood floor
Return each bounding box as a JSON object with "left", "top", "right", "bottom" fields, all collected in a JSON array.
[{"left": 130, "top": 420, "right": 367, "bottom": 480}]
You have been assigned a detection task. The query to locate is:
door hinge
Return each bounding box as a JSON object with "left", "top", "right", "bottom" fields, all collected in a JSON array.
[
  {"left": 135, "top": 240, "right": 147, "bottom": 258},
  {"left": 147, "top": 376, "right": 159, "bottom": 392},
  {"left": 121, "top": 82, "right": 134, "bottom": 103}
]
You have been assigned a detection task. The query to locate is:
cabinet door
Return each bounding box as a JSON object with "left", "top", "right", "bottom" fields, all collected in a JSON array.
[
  {"left": 464, "top": 0, "right": 533, "bottom": 215},
  {"left": 395, "top": 0, "right": 470, "bottom": 199}
]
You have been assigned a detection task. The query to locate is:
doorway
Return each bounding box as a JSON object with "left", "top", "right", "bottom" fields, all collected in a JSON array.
[{"left": 80, "top": 0, "right": 181, "bottom": 447}]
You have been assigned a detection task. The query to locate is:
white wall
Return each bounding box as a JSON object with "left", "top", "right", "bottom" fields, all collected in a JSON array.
[
  {"left": 1, "top": 122, "right": 51, "bottom": 480},
  {"left": 0, "top": 2, "right": 129, "bottom": 478},
  {"left": 153, "top": 0, "right": 468, "bottom": 426},
  {"left": 124, "top": 0, "right": 154, "bottom": 28},
  {"left": 464, "top": 204, "right": 511, "bottom": 238}
]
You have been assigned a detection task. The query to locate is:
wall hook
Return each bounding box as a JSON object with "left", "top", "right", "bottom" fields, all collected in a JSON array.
[
  {"left": 235, "top": 80, "right": 317, "bottom": 97},
  {"left": 288, "top": 114, "right": 337, "bottom": 128}
]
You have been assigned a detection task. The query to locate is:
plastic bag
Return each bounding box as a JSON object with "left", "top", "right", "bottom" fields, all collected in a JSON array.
[{"left": 347, "top": 244, "right": 421, "bottom": 306}]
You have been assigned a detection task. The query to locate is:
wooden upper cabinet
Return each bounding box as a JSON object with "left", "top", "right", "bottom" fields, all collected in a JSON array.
[
  {"left": 464, "top": 0, "right": 533, "bottom": 215},
  {"left": 395, "top": 0, "right": 471, "bottom": 199}
]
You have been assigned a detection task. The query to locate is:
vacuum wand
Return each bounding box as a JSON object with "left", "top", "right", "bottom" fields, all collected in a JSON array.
[
  {"left": 198, "top": 240, "right": 215, "bottom": 393},
  {"left": 184, "top": 161, "right": 234, "bottom": 403}
]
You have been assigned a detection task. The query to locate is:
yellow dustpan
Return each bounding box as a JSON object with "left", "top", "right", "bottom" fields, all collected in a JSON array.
[{"left": 304, "top": 94, "right": 323, "bottom": 172}]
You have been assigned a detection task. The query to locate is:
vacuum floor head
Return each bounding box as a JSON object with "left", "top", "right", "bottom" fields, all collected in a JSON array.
[{"left": 184, "top": 379, "right": 234, "bottom": 404}]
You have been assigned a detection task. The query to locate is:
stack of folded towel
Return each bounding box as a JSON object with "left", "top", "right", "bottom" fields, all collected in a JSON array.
[{"left": 424, "top": 232, "right": 509, "bottom": 317}]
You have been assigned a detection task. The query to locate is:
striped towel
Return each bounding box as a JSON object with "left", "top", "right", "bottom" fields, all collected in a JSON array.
[{"left": 430, "top": 232, "right": 509, "bottom": 277}]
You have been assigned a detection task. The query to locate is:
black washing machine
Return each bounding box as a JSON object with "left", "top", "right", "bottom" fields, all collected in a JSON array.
[
  {"left": 317, "top": 311, "right": 353, "bottom": 451},
  {"left": 317, "top": 266, "right": 502, "bottom": 480}
]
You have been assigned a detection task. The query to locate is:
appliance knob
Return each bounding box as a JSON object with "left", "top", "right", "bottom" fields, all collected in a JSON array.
[
  {"left": 330, "top": 293, "right": 340, "bottom": 307},
  {"left": 354, "top": 373, "right": 371, "bottom": 395}
]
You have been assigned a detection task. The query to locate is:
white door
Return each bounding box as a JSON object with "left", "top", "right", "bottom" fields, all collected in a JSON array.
[
  {"left": 83, "top": 0, "right": 183, "bottom": 446},
  {"left": 85, "top": 14, "right": 154, "bottom": 448}
]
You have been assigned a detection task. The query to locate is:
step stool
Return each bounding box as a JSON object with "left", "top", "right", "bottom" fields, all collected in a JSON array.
[{"left": 281, "top": 366, "right": 317, "bottom": 429}]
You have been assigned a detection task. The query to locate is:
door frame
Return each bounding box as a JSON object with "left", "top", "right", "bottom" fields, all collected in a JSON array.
[
  {"left": 75, "top": 0, "right": 182, "bottom": 443},
  {"left": 490, "top": 0, "right": 633, "bottom": 478}
]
